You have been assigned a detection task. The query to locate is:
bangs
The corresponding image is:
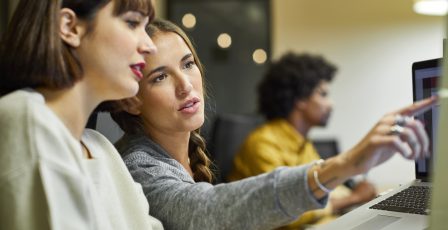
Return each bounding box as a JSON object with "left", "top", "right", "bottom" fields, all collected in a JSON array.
[{"left": 113, "top": 0, "right": 154, "bottom": 19}]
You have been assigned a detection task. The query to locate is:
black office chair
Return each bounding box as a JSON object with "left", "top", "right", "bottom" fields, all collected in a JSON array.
[
  {"left": 86, "top": 112, "right": 98, "bottom": 129},
  {"left": 208, "top": 113, "right": 264, "bottom": 183},
  {"left": 312, "top": 138, "right": 340, "bottom": 160}
]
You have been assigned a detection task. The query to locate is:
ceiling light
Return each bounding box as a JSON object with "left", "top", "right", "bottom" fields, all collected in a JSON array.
[
  {"left": 182, "top": 13, "right": 196, "bottom": 29},
  {"left": 252, "top": 49, "right": 267, "bottom": 64},
  {"left": 217, "top": 33, "right": 232, "bottom": 49},
  {"left": 413, "top": 0, "right": 448, "bottom": 16}
]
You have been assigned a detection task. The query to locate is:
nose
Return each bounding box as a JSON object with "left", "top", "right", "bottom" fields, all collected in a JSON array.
[
  {"left": 328, "top": 98, "right": 334, "bottom": 107},
  {"left": 138, "top": 32, "right": 157, "bottom": 55},
  {"left": 326, "top": 98, "right": 334, "bottom": 111},
  {"left": 176, "top": 73, "right": 193, "bottom": 97}
]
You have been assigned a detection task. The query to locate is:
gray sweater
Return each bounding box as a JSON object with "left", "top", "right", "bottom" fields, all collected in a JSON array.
[{"left": 116, "top": 134, "right": 327, "bottom": 230}]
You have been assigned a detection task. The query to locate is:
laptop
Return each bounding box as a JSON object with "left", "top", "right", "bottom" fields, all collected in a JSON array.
[{"left": 317, "top": 58, "right": 442, "bottom": 230}]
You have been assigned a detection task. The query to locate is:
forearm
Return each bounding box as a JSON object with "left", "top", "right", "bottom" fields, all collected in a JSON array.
[{"left": 135, "top": 165, "right": 326, "bottom": 230}]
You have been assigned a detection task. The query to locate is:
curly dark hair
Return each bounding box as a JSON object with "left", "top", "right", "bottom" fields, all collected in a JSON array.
[{"left": 257, "top": 52, "right": 337, "bottom": 120}]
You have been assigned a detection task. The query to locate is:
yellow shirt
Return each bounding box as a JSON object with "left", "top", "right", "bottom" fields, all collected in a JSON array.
[
  {"left": 228, "top": 119, "right": 335, "bottom": 229},
  {"left": 228, "top": 119, "right": 320, "bottom": 180}
]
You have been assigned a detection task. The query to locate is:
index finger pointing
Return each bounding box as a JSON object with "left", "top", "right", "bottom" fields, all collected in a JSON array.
[{"left": 395, "top": 96, "right": 438, "bottom": 117}]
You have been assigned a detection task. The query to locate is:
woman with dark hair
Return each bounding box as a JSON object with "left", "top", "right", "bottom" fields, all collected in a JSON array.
[
  {"left": 112, "top": 19, "right": 436, "bottom": 229},
  {"left": 0, "top": 0, "right": 162, "bottom": 229}
]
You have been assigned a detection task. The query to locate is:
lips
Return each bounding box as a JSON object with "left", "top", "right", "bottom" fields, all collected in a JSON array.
[
  {"left": 130, "top": 62, "right": 146, "bottom": 80},
  {"left": 178, "top": 97, "right": 200, "bottom": 113}
]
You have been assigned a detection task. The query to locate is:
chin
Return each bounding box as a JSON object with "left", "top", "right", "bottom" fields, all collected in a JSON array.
[
  {"left": 318, "top": 119, "right": 329, "bottom": 127},
  {"left": 190, "top": 117, "right": 205, "bottom": 131},
  {"left": 120, "top": 82, "right": 139, "bottom": 99}
]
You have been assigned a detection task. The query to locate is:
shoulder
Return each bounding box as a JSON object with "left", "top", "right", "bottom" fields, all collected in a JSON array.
[
  {"left": 82, "top": 129, "right": 123, "bottom": 161},
  {"left": 116, "top": 134, "right": 170, "bottom": 161},
  {"left": 0, "top": 89, "right": 45, "bottom": 124},
  {"left": 83, "top": 128, "right": 114, "bottom": 146},
  {"left": 0, "top": 89, "right": 75, "bottom": 147},
  {"left": 0, "top": 88, "right": 41, "bottom": 105},
  {"left": 116, "top": 135, "right": 171, "bottom": 168},
  {"left": 124, "top": 149, "right": 195, "bottom": 184},
  {"left": 123, "top": 147, "right": 176, "bottom": 173},
  {"left": 244, "top": 120, "right": 286, "bottom": 144},
  {"left": 251, "top": 119, "right": 302, "bottom": 142},
  {"left": 0, "top": 89, "right": 68, "bottom": 137},
  {"left": 117, "top": 136, "right": 195, "bottom": 183},
  {"left": 0, "top": 90, "right": 42, "bottom": 178},
  {"left": 0, "top": 90, "right": 83, "bottom": 180}
]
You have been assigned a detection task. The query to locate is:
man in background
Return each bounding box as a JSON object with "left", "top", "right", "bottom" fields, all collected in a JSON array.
[{"left": 228, "top": 52, "right": 376, "bottom": 229}]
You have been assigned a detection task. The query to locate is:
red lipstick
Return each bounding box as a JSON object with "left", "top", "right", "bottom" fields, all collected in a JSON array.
[{"left": 130, "top": 62, "right": 146, "bottom": 80}]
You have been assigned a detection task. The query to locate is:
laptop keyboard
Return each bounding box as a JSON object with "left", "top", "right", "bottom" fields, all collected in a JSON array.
[{"left": 369, "top": 186, "right": 431, "bottom": 215}]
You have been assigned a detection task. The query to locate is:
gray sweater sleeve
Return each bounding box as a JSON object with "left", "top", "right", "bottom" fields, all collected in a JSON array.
[{"left": 119, "top": 136, "right": 327, "bottom": 230}]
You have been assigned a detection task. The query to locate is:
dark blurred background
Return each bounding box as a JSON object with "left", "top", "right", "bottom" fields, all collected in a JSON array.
[{"left": 166, "top": 0, "right": 271, "bottom": 140}]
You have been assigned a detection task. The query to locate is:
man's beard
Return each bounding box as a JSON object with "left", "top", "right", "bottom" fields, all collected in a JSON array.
[{"left": 318, "top": 112, "right": 331, "bottom": 127}]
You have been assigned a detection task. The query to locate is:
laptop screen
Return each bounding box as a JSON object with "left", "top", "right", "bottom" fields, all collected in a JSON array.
[{"left": 412, "top": 58, "right": 442, "bottom": 181}]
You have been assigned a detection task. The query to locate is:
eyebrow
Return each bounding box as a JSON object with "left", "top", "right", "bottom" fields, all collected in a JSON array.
[
  {"left": 126, "top": 11, "right": 145, "bottom": 17},
  {"left": 181, "top": 53, "right": 193, "bottom": 62},
  {"left": 146, "top": 53, "right": 194, "bottom": 76},
  {"left": 146, "top": 66, "right": 165, "bottom": 77}
]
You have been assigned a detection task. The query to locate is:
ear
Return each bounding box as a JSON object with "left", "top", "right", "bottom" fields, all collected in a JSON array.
[
  {"left": 295, "top": 99, "right": 308, "bottom": 111},
  {"left": 59, "top": 8, "right": 85, "bottom": 48},
  {"left": 118, "top": 97, "right": 143, "bottom": 115}
]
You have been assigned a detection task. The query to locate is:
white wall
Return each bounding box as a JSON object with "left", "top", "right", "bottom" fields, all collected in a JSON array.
[{"left": 272, "top": 0, "right": 445, "bottom": 190}]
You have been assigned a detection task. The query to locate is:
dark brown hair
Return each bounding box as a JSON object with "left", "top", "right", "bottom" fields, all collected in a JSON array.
[
  {"left": 0, "top": 0, "right": 154, "bottom": 96},
  {"left": 111, "top": 19, "right": 214, "bottom": 183}
]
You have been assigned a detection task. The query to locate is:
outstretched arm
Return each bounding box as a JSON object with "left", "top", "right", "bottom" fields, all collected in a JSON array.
[
  {"left": 125, "top": 151, "right": 327, "bottom": 230},
  {"left": 307, "top": 96, "right": 437, "bottom": 200}
]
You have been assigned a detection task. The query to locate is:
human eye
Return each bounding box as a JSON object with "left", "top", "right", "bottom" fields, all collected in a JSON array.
[
  {"left": 123, "top": 12, "right": 144, "bottom": 29},
  {"left": 184, "top": 60, "right": 196, "bottom": 69},
  {"left": 320, "top": 90, "right": 328, "bottom": 97},
  {"left": 126, "top": 19, "right": 141, "bottom": 29},
  {"left": 152, "top": 73, "right": 168, "bottom": 83}
]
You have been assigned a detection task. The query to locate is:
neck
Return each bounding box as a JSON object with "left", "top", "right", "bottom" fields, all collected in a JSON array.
[
  {"left": 287, "top": 111, "right": 312, "bottom": 137},
  {"left": 37, "top": 83, "right": 100, "bottom": 140},
  {"left": 145, "top": 128, "right": 193, "bottom": 176}
]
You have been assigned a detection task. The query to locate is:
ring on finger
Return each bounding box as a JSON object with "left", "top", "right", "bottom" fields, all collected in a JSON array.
[
  {"left": 388, "top": 124, "right": 405, "bottom": 135},
  {"left": 394, "top": 115, "right": 413, "bottom": 127}
]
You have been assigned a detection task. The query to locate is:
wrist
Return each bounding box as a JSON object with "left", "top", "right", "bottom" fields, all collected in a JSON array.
[
  {"left": 307, "top": 161, "right": 327, "bottom": 200},
  {"left": 307, "top": 157, "right": 347, "bottom": 199},
  {"left": 338, "top": 149, "right": 363, "bottom": 177},
  {"left": 313, "top": 159, "right": 333, "bottom": 193}
]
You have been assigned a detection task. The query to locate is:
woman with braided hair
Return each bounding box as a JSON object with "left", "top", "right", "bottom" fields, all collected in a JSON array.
[{"left": 111, "top": 18, "right": 436, "bottom": 230}]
